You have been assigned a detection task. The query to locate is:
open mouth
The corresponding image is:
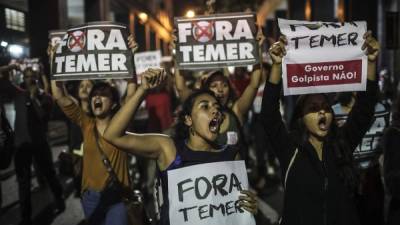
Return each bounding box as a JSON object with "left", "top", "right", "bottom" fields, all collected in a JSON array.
[
  {"left": 94, "top": 99, "right": 102, "bottom": 109},
  {"left": 215, "top": 95, "right": 224, "bottom": 102},
  {"left": 209, "top": 118, "right": 219, "bottom": 133},
  {"left": 209, "top": 113, "right": 224, "bottom": 134},
  {"left": 318, "top": 116, "right": 328, "bottom": 131}
]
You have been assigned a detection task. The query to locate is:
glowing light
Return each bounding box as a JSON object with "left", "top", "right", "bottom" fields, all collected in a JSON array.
[
  {"left": 1, "top": 41, "right": 8, "bottom": 47},
  {"left": 8, "top": 44, "right": 23, "bottom": 58},
  {"left": 186, "top": 10, "right": 195, "bottom": 18},
  {"left": 138, "top": 12, "right": 148, "bottom": 23}
]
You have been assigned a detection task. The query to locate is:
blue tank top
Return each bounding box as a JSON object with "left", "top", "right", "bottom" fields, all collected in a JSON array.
[{"left": 155, "top": 139, "right": 238, "bottom": 225}]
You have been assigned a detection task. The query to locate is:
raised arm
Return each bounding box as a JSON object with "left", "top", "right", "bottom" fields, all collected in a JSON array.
[
  {"left": 232, "top": 27, "right": 265, "bottom": 124},
  {"left": 171, "top": 34, "right": 193, "bottom": 102},
  {"left": 174, "top": 66, "right": 193, "bottom": 102},
  {"left": 40, "top": 72, "right": 50, "bottom": 95},
  {"left": 120, "top": 35, "right": 139, "bottom": 105},
  {"left": 48, "top": 41, "right": 75, "bottom": 108},
  {"left": 259, "top": 36, "right": 294, "bottom": 171},
  {"left": 342, "top": 31, "right": 379, "bottom": 150},
  {"left": 104, "top": 68, "right": 175, "bottom": 169},
  {"left": 0, "top": 63, "right": 20, "bottom": 97}
]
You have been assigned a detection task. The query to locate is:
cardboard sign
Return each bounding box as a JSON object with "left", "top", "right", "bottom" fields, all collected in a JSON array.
[
  {"left": 134, "top": 50, "right": 162, "bottom": 82},
  {"left": 278, "top": 18, "right": 367, "bottom": 95},
  {"left": 49, "top": 30, "right": 67, "bottom": 48},
  {"left": 19, "top": 58, "right": 41, "bottom": 72},
  {"left": 168, "top": 160, "right": 255, "bottom": 225},
  {"left": 51, "top": 21, "right": 134, "bottom": 81},
  {"left": 174, "top": 12, "right": 259, "bottom": 70}
]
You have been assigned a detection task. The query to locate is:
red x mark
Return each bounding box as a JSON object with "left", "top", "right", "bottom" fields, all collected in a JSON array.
[
  {"left": 68, "top": 31, "right": 85, "bottom": 49},
  {"left": 193, "top": 21, "right": 214, "bottom": 41}
]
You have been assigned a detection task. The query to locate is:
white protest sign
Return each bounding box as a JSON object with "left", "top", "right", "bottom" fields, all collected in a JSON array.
[
  {"left": 168, "top": 160, "right": 255, "bottom": 225},
  {"left": 20, "top": 58, "right": 41, "bottom": 72},
  {"left": 51, "top": 21, "right": 134, "bottom": 81},
  {"left": 134, "top": 50, "right": 162, "bottom": 83},
  {"left": 174, "top": 12, "right": 259, "bottom": 70},
  {"left": 278, "top": 18, "right": 367, "bottom": 95}
]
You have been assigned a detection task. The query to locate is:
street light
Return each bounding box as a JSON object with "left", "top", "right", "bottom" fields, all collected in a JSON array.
[
  {"left": 186, "top": 10, "right": 195, "bottom": 18},
  {"left": 1, "top": 41, "right": 8, "bottom": 47},
  {"left": 8, "top": 44, "right": 23, "bottom": 58},
  {"left": 138, "top": 12, "right": 148, "bottom": 23}
]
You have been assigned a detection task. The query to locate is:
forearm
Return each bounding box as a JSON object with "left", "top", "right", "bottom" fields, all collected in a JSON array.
[
  {"left": 51, "top": 80, "right": 73, "bottom": 106},
  {"left": 269, "top": 64, "right": 282, "bottom": 84},
  {"left": 122, "top": 78, "right": 137, "bottom": 105},
  {"left": 174, "top": 69, "right": 192, "bottom": 102},
  {"left": 343, "top": 80, "right": 378, "bottom": 150},
  {"left": 367, "top": 60, "right": 376, "bottom": 81},
  {"left": 41, "top": 74, "right": 50, "bottom": 95},
  {"left": 0, "top": 64, "right": 17, "bottom": 74},
  {"left": 104, "top": 86, "right": 147, "bottom": 140}
]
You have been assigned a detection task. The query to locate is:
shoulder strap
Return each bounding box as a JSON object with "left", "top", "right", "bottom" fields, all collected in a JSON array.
[
  {"left": 284, "top": 148, "right": 298, "bottom": 189},
  {"left": 93, "top": 125, "right": 120, "bottom": 182}
]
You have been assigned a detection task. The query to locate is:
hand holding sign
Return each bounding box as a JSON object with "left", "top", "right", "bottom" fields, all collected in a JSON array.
[
  {"left": 362, "top": 31, "right": 380, "bottom": 62},
  {"left": 238, "top": 190, "right": 258, "bottom": 215},
  {"left": 127, "top": 35, "right": 139, "bottom": 54},
  {"left": 278, "top": 19, "right": 368, "bottom": 95}
]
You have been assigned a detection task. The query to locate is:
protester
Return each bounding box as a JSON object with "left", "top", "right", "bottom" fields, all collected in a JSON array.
[
  {"left": 172, "top": 30, "right": 265, "bottom": 157},
  {"left": 249, "top": 62, "right": 280, "bottom": 191},
  {"left": 332, "top": 92, "right": 389, "bottom": 225},
  {"left": 259, "top": 31, "right": 379, "bottom": 225},
  {"left": 383, "top": 97, "right": 400, "bottom": 225},
  {"left": 50, "top": 35, "right": 137, "bottom": 225},
  {"left": 0, "top": 102, "right": 14, "bottom": 213},
  {"left": 65, "top": 79, "right": 94, "bottom": 197},
  {"left": 0, "top": 64, "right": 65, "bottom": 225},
  {"left": 104, "top": 68, "right": 258, "bottom": 225}
]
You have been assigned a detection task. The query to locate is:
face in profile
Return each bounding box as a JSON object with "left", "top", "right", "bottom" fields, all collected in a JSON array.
[
  {"left": 301, "top": 94, "right": 333, "bottom": 139},
  {"left": 79, "top": 80, "right": 94, "bottom": 101},
  {"left": 90, "top": 87, "right": 115, "bottom": 118},
  {"left": 185, "top": 93, "right": 224, "bottom": 142}
]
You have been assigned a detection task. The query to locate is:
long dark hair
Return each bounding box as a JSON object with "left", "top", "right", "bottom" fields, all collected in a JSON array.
[
  {"left": 87, "top": 82, "right": 120, "bottom": 117},
  {"left": 202, "top": 71, "right": 237, "bottom": 108},
  {"left": 391, "top": 97, "right": 400, "bottom": 129},
  {"left": 290, "top": 94, "right": 358, "bottom": 195},
  {"left": 174, "top": 89, "right": 219, "bottom": 141}
]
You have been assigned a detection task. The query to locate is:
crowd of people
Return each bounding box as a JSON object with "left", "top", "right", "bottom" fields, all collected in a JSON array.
[{"left": 0, "top": 19, "right": 400, "bottom": 225}]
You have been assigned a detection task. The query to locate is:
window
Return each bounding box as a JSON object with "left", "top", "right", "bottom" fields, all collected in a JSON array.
[{"left": 5, "top": 8, "right": 25, "bottom": 32}]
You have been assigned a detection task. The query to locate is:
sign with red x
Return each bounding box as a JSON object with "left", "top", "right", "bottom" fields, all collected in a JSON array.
[
  {"left": 174, "top": 12, "right": 259, "bottom": 70},
  {"left": 67, "top": 30, "right": 86, "bottom": 52},
  {"left": 50, "top": 21, "right": 134, "bottom": 81}
]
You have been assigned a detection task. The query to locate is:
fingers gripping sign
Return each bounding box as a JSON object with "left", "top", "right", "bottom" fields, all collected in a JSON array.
[
  {"left": 277, "top": 18, "right": 369, "bottom": 95},
  {"left": 362, "top": 30, "right": 380, "bottom": 62}
]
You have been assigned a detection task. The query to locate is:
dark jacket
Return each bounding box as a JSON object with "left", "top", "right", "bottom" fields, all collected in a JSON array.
[
  {"left": 383, "top": 126, "right": 400, "bottom": 225},
  {"left": 0, "top": 78, "right": 52, "bottom": 147},
  {"left": 0, "top": 104, "right": 14, "bottom": 169},
  {"left": 259, "top": 80, "right": 377, "bottom": 225}
]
